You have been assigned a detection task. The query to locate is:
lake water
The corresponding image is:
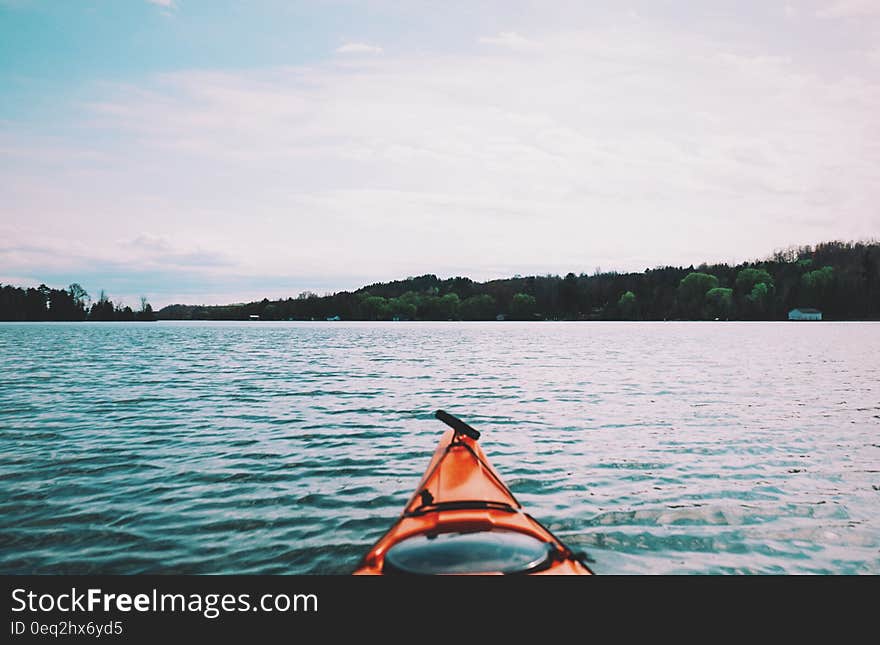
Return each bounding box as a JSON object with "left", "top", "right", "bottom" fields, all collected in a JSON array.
[{"left": 1, "top": 321, "right": 878, "bottom": 574}]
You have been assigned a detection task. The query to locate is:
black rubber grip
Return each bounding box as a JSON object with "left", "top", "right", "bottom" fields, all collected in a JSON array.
[{"left": 434, "top": 410, "right": 481, "bottom": 440}]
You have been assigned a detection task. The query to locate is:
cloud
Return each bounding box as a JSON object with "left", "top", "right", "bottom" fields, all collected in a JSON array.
[
  {"left": 478, "top": 31, "right": 538, "bottom": 50},
  {"left": 146, "top": 0, "right": 175, "bottom": 7},
  {"left": 816, "top": 0, "right": 880, "bottom": 18},
  {"left": 0, "top": 234, "right": 232, "bottom": 276},
  {"left": 125, "top": 234, "right": 233, "bottom": 268},
  {"left": 2, "top": 17, "right": 879, "bottom": 304},
  {"left": 335, "top": 42, "right": 383, "bottom": 55}
]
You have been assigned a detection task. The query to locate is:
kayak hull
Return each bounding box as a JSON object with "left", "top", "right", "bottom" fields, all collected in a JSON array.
[{"left": 354, "top": 427, "right": 592, "bottom": 575}]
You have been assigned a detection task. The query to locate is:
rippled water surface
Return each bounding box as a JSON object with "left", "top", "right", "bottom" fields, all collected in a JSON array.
[{"left": 1, "top": 321, "right": 878, "bottom": 574}]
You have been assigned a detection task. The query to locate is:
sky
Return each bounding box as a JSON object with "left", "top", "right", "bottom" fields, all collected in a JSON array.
[{"left": 1, "top": 1, "right": 878, "bottom": 308}]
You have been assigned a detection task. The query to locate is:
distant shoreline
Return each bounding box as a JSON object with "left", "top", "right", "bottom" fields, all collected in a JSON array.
[
  {"left": 154, "top": 241, "right": 878, "bottom": 323},
  {"left": 3, "top": 240, "right": 878, "bottom": 323},
  {"left": 4, "top": 319, "right": 880, "bottom": 324}
]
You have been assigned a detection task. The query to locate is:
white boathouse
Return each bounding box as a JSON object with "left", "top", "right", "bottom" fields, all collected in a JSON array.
[{"left": 788, "top": 308, "right": 822, "bottom": 321}]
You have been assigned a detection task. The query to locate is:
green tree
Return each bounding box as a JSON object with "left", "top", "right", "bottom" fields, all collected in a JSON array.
[
  {"left": 560, "top": 272, "right": 579, "bottom": 317},
  {"left": 617, "top": 290, "right": 638, "bottom": 320},
  {"left": 438, "top": 293, "right": 460, "bottom": 319},
  {"left": 509, "top": 292, "right": 537, "bottom": 320},
  {"left": 394, "top": 291, "right": 423, "bottom": 317},
  {"left": 678, "top": 272, "right": 719, "bottom": 319},
  {"left": 745, "top": 282, "right": 773, "bottom": 316},
  {"left": 735, "top": 268, "right": 774, "bottom": 294},
  {"left": 704, "top": 287, "right": 733, "bottom": 320},
  {"left": 360, "top": 295, "right": 390, "bottom": 320},
  {"left": 801, "top": 266, "right": 834, "bottom": 308},
  {"left": 459, "top": 294, "right": 496, "bottom": 320},
  {"left": 389, "top": 298, "right": 416, "bottom": 320},
  {"left": 735, "top": 268, "right": 775, "bottom": 319},
  {"left": 399, "top": 291, "right": 422, "bottom": 307}
]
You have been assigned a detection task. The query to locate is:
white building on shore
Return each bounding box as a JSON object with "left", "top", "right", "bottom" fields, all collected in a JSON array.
[{"left": 788, "top": 308, "right": 822, "bottom": 321}]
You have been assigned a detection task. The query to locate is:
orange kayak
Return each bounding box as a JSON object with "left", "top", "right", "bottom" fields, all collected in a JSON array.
[{"left": 354, "top": 410, "right": 593, "bottom": 575}]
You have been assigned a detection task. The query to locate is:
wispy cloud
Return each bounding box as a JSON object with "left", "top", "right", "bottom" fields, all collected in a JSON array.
[
  {"left": 125, "top": 234, "right": 233, "bottom": 268},
  {"left": 335, "top": 42, "right": 383, "bottom": 55},
  {"left": 146, "top": 0, "right": 175, "bottom": 7},
  {"left": 478, "top": 31, "right": 538, "bottom": 50},
  {"left": 816, "top": 0, "right": 880, "bottom": 19},
  {"left": 0, "top": 235, "right": 232, "bottom": 276}
]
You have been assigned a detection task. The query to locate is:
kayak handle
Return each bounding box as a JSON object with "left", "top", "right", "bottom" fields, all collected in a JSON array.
[{"left": 434, "top": 410, "right": 481, "bottom": 440}]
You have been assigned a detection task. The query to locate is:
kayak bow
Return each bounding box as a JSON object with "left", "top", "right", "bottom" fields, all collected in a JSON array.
[{"left": 354, "top": 410, "right": 593, "bottom": 575}]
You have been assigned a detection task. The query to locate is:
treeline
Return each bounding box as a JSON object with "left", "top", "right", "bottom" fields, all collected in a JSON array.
[
  {"left": 157, "top": 240, "right": 880, "bottom": 321},
  {"left": 0, "top": 283, "right": 155, "bottom": 321}
]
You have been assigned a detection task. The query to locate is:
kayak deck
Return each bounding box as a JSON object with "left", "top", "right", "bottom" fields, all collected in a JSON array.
[{"left": 354, "top": 413, "right": 592, "bottom": 575}]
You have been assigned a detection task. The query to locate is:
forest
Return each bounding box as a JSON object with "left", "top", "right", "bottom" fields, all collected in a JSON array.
[
  {"left": 155, "top": 240, "right": 879, "bottom": 322},
  {"left": 1, "top": 241, "right": 876, "bottom": 322},
  {"left": 0, "top": 284, "right": 155, "bottom": 321}
]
